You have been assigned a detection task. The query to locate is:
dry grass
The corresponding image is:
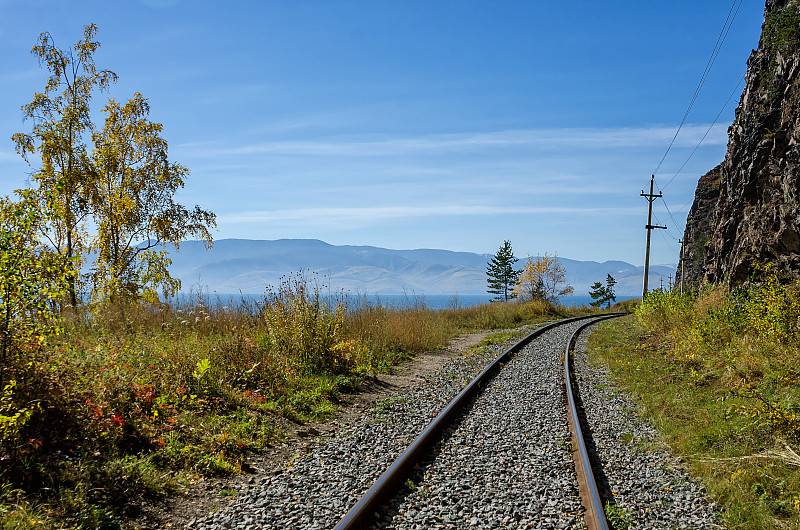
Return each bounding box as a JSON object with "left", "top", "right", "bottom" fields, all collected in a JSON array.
[
  {"left": 0, "top": 275, "right": 590, "bottom": 528},
  {"left": 589, "top": 280, "right": 800, "bottom": 529}
]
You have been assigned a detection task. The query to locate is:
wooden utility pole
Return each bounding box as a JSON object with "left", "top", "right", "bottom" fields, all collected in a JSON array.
[
  {"left": 641, "top": 175, "right": 667, "bottom": 298},
  {"left": 678, "top": 238, "right": 684, "bottom": 294}
]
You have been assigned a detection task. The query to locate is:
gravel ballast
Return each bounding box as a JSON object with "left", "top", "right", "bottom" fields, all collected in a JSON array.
[
  {"left": 193, "top": 317, "right": 721, "bottom": 529},
  {"left": 572, "top": 323, "right": 722, "bottom": 529},
  {"left": 375, "top": 320, "right": 584, "bottom": 529}
]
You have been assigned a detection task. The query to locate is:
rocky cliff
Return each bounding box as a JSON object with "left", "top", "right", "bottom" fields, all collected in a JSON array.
[
  {"left": 675, "top": 165, "right": 721, "bottom": 288},
  {"left": 679, "top": 0, "right": 800, "bottom": 286}
]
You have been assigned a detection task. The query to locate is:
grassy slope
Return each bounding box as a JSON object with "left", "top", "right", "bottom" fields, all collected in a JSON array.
[
  {"left": 0, "top": 283, "right": 589, "bottom": 529},
  {"left": 589, "top": 284, "right": 800, "bottom": 529}
]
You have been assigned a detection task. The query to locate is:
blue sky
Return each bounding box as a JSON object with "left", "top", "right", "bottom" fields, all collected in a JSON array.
[{"left": 0, "top": 0, "right": 765, "bottom": 265}]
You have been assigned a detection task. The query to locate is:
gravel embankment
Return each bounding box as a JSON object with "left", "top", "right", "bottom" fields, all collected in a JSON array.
[
  {"left": 192, "top": 323, "right": 546, "bottom": 530},
  {"left": 376, "top": 320, "right": 584, "bottom": 529},
  {"left": 573, "top": 323, "right": 722, "bottom": 529},
  {"left": 193, "top": 317, "right": 722, "bottom": 529}
]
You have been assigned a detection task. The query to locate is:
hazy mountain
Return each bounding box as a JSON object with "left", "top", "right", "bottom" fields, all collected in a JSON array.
[{"left": 165, "top": 239, "right": 674, "bottom": 297}]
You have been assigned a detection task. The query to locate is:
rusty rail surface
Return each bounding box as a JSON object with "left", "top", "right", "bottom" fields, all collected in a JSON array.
[
  {"left": 335, "top": 313, "right": 622, "bottom": 530},
  {"left": 564, "top": 314, "right": 623, "bottom": 530}
]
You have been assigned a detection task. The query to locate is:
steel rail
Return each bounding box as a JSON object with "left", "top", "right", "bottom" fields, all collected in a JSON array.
[
  {"left": 563, "top": 314, "right": 623, "bottom": 530},
  {"left": 335, "top": 313, "right": 618, "bottom": 530}
]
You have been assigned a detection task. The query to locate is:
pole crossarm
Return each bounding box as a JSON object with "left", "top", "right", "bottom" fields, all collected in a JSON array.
[{"left": 641, "top": 174, "right": 665, "bottom": 298}]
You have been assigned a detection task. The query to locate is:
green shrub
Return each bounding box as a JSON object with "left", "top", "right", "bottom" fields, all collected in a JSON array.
[
  {"left": 596, "top": 271, "right": 800, "bottom": 529},
  {"left": 262, "top": 274, "right": 352, "bottom": 375}
]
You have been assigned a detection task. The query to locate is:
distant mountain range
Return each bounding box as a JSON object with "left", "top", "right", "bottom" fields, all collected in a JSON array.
[{"left": 164, "top": 238, "right": 675, "bottom": 297}]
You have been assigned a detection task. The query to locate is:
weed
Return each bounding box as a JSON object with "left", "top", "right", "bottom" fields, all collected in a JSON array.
[
  {"left": 604, "top": 502, "right": 634, "bottom": 529},
  {"left": 0, "top": 380, "right": 38, "bottom": 442},
  {"left": 75, "top": 504, "right": 121, "bottom": 530},
  {"left": 476, "top": 329, "right": 527, "bottom": 348},
  {"left": 373, "top": 396, "right": 409, "bottom": 417},
  {"left": 192, "top": 357, "right": 212, "bottom": 394},
  {"left": 0, "top": 483, "right": 55, "bottom": 529}
]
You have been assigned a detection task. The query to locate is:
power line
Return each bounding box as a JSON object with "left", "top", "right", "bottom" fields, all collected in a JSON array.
[
  {"left": 653, "top": 0, "right": 743, "bottom": 178},
  {"left": 654, "top": 64, "right": 747, "bottom": 237},
  {"left": 650, "top": 71, "right": 745, "bottom": 245},
  {"left": 677, "top": 194, "right": 695, "bottom": 215},
  {"left": 658, "top": 229, "right": 679, "bottom": 252},
  {"left": 651, "top": 211, "right": 680, "bottom": 250},
  {"left": 659, "top": 0, "right": 794, "bottom": 200},
  {"left": 659, "top": 196, "right": 683, "bottom": 234},
  {"left": 652, "top": 210, "right": 681, "bottom": 242},
  {"left": 646, "top": 0, "right": 795, "bottom": 278},
  {"left": 660, "top": 72, "right": 746, "bottom": 191}
]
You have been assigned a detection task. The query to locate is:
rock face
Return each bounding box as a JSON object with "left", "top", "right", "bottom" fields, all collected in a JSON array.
[
  {"left": 676, "top": 165, "right": 721, "bottom": 288},
  {"left": 680, "top": 0, "right": 800, "bottom": 286}
]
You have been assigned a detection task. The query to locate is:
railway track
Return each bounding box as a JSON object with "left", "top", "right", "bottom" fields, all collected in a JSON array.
[
  {"left": 335, "top": 314, "right": 621, "bottom": 530},
  {"left": 194, "top": 313, "right": 720, "bottom": 529}
]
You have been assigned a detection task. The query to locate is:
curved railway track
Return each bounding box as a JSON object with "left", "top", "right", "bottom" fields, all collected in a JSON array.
[
  {"left": 194, "top": 311, "right": 720, "bottom": 529},
  {"left": 335, "top": 313, "right": 623, "bottom": 530}
]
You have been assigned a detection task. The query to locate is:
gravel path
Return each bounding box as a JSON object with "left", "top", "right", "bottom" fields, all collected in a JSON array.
[
  {"left": 573, "top": 322, "right": 723, "bottom": 529},
  {"left": 375, "top": 320, "right": 585, "bottom": 529},
  {"left": 191, "top": 324, "right": 545, "bottom": 530},
  {"left": 192, "top": 318, "right": 722, "bottom": 530}
]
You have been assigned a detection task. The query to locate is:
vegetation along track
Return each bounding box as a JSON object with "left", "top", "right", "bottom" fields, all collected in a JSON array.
[{"left": 194, "top": 314, "right": 719, "bottom": 529}]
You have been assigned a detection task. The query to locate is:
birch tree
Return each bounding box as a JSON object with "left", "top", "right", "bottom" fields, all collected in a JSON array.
[
  {"left": 13, "top": 24, "right": 215, "bottom": 306},
  {"left": 11, "top": 24, "right": 117, "bottom": 307},
  {"left": 88, "top": 93, "right": 216, "bottom": 303},
  {"left": 514, "top": 252, "right": 574, "bottom": 303}
]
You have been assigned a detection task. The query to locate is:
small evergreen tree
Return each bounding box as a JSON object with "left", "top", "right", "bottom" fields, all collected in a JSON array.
[
  {"left": 589, "top": 274, "right": 617, "bottom": 308},
  {"left": 486, "top": 240, "right": 520, "bottom": 302},
  {"left": 605, "top": 274, "right": 617, "bottom": 303}
]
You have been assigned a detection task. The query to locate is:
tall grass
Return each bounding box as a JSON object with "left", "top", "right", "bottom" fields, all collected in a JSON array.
[
  {"left": 590, "top": 276, "right": 800, "bottom": 529},
  {"left": 0, "top": 273, "right": 588, "bottom": 528}
]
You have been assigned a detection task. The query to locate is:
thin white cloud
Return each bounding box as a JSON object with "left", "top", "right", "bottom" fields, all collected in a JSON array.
[
  {"left": 298, "top": 176, "right": 624, "bottom": 197},
  {"left": 221, "top": 204, "right": 642, "bottom": 224},
  {"left": 0, "top": 150, "right": 19, "bottom": 161},
  {"left": 0, "top": 68, "right": 42, "bottom": 84},
  {"left": 186, "top": 124, "right": 728, "bottom": 159}
]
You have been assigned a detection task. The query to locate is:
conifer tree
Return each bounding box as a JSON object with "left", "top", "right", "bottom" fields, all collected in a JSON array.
[
  {"left": 486, "top": 240, "right": 520, "bottom": 302},
  {"left": 589, "top": 274, "right": 617, "bottom": 308}
]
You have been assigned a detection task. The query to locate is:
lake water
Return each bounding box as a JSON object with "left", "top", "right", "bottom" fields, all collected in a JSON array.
[{"left": 171, "top": 292, "right": 635, "bottom": 310}]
